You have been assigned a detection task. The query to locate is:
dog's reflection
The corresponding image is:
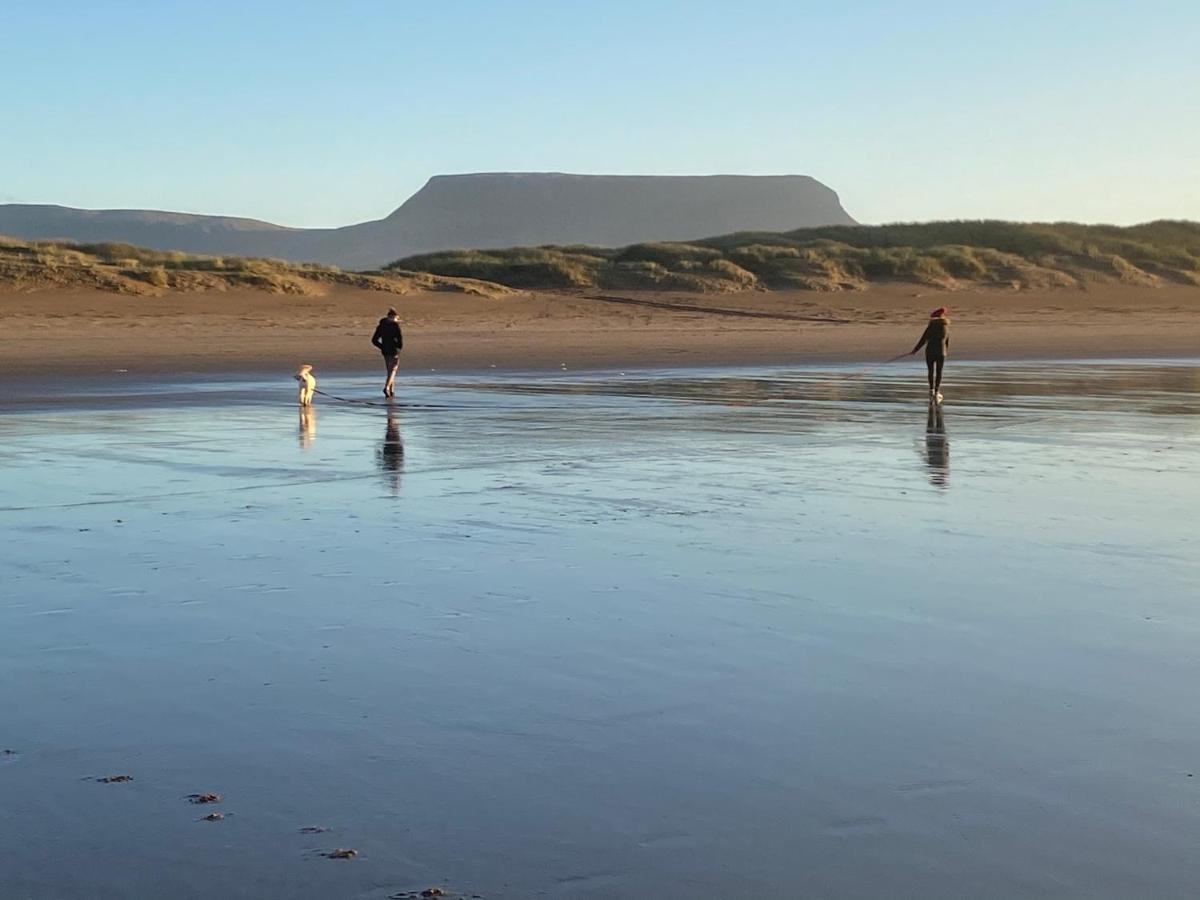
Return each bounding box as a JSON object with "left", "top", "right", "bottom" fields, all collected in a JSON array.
[
  {"left": 924, "top": 401, "right": 949, "bottom": 488},
  {"left": 376, "top": 409, "right": 405, "bottom": 496},
  {"left": 298, "top": 407, "right": 316, "bottom": 450}
]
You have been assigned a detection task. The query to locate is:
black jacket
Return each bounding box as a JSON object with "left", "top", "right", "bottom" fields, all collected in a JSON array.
[
  {"left": 912, "top": 317, "right": 950, "bottom": 360},
  {"left": 371, "top": 318, "right": 403, "bottom": 355}
]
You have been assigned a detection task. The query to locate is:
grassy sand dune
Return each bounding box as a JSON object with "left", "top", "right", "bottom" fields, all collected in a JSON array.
[
  {"left": 0, "top": 237, "right": 518, "bottom": 299},
  {"left": 391, "top": 220, "right": 1200, "bottom": 293},
  {"left": 4, "top": 220, "right": 1199, "bottom": 303}
]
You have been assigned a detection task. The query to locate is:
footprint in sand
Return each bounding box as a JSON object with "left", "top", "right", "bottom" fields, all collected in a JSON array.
[
  {"left": 896, "top": 778, "right": 971, "bottom": 794},
  {"left": 824, "top": 816, "right": 889, "bottom": 835}
]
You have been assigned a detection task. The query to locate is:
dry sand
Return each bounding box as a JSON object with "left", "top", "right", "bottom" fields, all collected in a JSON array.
[{"left": 1, "top": 283, "right": 1197, "bottom": 379}]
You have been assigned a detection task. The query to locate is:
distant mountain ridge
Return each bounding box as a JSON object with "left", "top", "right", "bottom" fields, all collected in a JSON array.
[{"left": 0, "top": 173, "right": 856, "bottom": 269}]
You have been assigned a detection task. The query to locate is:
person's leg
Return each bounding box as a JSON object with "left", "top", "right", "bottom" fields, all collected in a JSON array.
[
  {"left": 926, "top": 357, "right": 936, "bottom": 393},
  {"left": 384, "top": 356, "right": 399, "bottom": 396},
  {"left": 934, "top": 358, "right": 945, "bottom": 392}
]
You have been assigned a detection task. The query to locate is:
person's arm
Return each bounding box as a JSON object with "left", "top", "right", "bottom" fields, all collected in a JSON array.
[
  {"left": 371, "top": 323, "right": 384, "bottom": 349},
  {"left": 910, "top": 324, "right": 931, "bottom": 355}
]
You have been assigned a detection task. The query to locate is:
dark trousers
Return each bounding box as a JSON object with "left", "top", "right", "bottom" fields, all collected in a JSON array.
[{"left": 926, "top": 355, "right": 945, "bottom": 390}]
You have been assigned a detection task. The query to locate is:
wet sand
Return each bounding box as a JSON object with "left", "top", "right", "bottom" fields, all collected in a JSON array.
[
  {"left": 1, "top": 283, "right": 1199, "bottom": 379},
  {"left": 2, "top": 361, "right": 1199, "bottom": 898}
]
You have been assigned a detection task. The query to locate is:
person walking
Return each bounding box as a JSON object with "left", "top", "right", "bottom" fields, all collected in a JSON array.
[
  {"left": 371, "top": 308, "right": 404, "bottom": 398},
  {"left": 910, "top": 307, "right": 950, "bottom": 403}
]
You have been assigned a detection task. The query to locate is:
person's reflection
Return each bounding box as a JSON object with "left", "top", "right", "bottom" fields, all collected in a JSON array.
[
  {"left": 299, "top": 407, "right": 316, "bottom": 450},
  {"left": 924, "top": 401, "right": 949, "bottom": 488},
  {"left": 376, "top": 409, "right": 405, "bottom": 496}
]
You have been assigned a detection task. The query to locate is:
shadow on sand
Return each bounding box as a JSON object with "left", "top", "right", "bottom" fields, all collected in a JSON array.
[
  {"left": 376, "top": 408, "right": 404, "bottom": 496},
  {"left": 924, "top": 401, "right": 949, "bottom": 488},
  {"left": 298, "top": 407, "right": 316, "bottom": 450}
]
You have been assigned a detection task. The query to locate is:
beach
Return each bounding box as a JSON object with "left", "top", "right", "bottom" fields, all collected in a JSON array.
[
  {"left": 7, "top": 0, "right": 1196, "bottom": 894},
  {"left": 2, "top": 361, "right": 1199, "bottom": 898},
  {"left": 2, "top": 283, "right": 1199, "bottom": 380}
]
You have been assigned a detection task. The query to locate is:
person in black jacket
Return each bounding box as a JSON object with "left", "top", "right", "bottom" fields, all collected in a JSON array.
[
  {"left": 371, "top": 308, "right": 404, "bottom": 398},
  {"left": 910, "top": 307, "right": 950, "bottom": 403}
]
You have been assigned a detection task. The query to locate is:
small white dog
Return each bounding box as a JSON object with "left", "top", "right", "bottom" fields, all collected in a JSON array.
[{"left": 295, "top": 364, "right": 316, "bottom": 406}]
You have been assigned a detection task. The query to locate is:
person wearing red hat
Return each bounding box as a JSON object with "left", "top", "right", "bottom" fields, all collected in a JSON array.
[{"left": 910, "top": 307, "right": 950, "bottom": 403}]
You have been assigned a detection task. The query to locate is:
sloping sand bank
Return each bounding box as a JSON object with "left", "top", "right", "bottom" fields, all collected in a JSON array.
[{"left": 1, "top": 283, "right": 1197, "bottom": 379}]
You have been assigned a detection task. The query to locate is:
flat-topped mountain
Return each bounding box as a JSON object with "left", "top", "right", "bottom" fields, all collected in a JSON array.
[
  {"left": 341, "top": 173, "right": 857, "bottom": 269},
  {"left": 0, "top": 173, "right": 856, "bottom": 269}
]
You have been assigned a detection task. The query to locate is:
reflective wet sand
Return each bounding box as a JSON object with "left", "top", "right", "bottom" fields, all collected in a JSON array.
[{"left": 2, "top": 362, "right": 1199, "bottom": 899}]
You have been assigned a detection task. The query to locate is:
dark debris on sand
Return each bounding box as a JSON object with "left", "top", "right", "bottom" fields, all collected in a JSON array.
[
  {"left": 324, "top": 848, "right": 358, "bottom": 860},
  {"left": 187, "top": 792, "right": 222, "bottom": 804},
  {"left": 299, "top": 825, "right": 329, "bottom": 834},
  {"left": 97, "top": 775, "right": 134, "bottom": 783},
  {"left": 200, "top": 812, "right": 225, "bottom": 821}
]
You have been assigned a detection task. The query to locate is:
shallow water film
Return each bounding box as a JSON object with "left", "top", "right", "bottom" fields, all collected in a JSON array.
[{"left": 2, "top": 362, "right": 1199, "bottom": 899}]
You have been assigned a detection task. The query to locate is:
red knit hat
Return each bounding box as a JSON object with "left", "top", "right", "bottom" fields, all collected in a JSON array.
[{"left": 930, "top": 307, "right": 948, "bottom": 318}]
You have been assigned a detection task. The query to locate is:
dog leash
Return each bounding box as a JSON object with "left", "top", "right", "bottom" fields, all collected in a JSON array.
[
  {"left": 838, "top": 351, "right": 914, "bottom": 381},
  {"left": 310, "top": 387, "right": 393, "bottom": 408}
]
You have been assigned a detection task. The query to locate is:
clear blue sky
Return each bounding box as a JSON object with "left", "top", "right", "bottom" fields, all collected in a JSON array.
[{"left": 3, "top": 0, "right": 1196, "bottom": 227}]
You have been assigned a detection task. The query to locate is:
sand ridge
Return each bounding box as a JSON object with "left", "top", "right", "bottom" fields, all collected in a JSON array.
[{"left": 1, "top": 283, "right": 1198, "bottom": 379}]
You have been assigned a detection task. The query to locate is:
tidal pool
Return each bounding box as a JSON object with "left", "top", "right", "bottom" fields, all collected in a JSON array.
[{"left": 2, "top": 362, "right": 1198, "bottom": 899}]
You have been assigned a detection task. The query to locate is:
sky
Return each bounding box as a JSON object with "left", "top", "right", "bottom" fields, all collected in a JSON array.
[{"left": 2, "top": 0, "right": 1197, "bottom": 227}]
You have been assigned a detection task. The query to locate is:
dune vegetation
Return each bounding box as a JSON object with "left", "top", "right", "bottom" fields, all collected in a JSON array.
[
  {"left": 390, "top": 220, "right": 1200, "bottom": 293},
  {"left": 0, "top": 237, "right": 517, "bottom": 298},
  {"left": 5, "top": 221, "right": 1199, "bottom": 298}
]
